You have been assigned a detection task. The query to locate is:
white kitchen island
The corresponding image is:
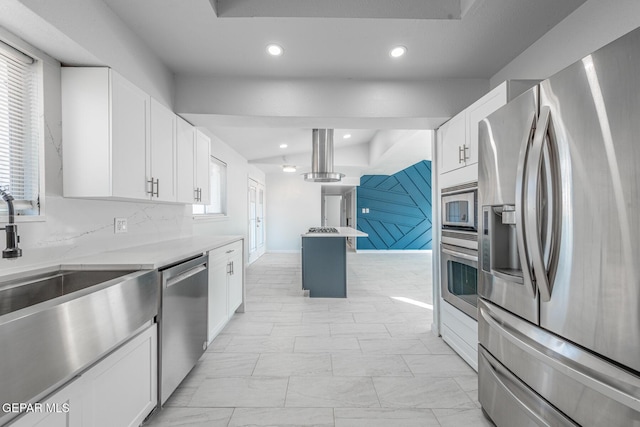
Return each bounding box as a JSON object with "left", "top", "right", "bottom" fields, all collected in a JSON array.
[{"left": 301, "top": 227, "right": 367, "bottom": 298}]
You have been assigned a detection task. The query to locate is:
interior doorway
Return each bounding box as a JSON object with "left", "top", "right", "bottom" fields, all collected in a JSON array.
[
  {"left": 323, "top": 195, "right": 342, "bottom": 227},
  {"left": 248, "top": 178, "right": 265, "bottom": 264}
]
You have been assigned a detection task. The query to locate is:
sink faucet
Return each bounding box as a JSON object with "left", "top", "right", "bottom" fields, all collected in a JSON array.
[{"left": 1, "top": 188, "right": 22, "bottom": 259}]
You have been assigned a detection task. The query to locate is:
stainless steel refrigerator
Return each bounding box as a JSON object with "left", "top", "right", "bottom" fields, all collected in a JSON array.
[{"left": 477, "top": 27, "right": 640, "bottom": 426}]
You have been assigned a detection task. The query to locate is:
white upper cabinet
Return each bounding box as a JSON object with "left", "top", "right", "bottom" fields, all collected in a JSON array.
[
  {"left": 465, "top": 82, "right": 508, "bottom": 166},
  {"left": 194, "top": 129, "right": 211, "bottom": 206},
  {"left": 438, "top": 112, "right": 467, "bottom": 175},
  {"left": 62, "top": 67, "right": 188, "bottom": 204},
  {"left": 176, "top": 120, "right": 211, "bottom": 205},
  {"left": 110, "top": 72, "right": 150, "bottom": 200},
  {"left": 176, "top": 117, "right": 196, "bottom": 204},
  {"left": 149, "top": 98, "right": 177, "bottom": 202},
  {"left": 438, "top": 81, "right": 513, "bottom": 183}
]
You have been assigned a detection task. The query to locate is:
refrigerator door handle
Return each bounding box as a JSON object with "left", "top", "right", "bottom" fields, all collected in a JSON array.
[
  {"left": 515, "top": 111, "right": 537, "bottom": 297},
  {"left": 525, "top": 106, "right": 553, "bottom": 302}
]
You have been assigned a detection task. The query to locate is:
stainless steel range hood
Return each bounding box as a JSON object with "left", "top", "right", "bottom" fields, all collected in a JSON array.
[{"left": 303, "top": 129, "right": 345, "bottom": 182}]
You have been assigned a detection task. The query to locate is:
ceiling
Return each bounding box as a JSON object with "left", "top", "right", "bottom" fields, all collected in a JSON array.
[
  {"left": 59, "top": 0, "right": 591, "bottom": 176},
  {"left": 103, "top": 0, "right": 585, "bottom": 80}
]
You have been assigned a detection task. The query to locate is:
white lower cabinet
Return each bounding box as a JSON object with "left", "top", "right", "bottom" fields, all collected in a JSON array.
[
  {"left": 84, "top": 324, "right": 157, "bottom": 427},
  {"left": 207, "top": 240, "right": 244, "bottom": 343},
  {"left": 440, "top": 300, "right": 478, "bottom": 371},
  {"left": 10, "top": 378, "right": 85, "bottom": 427},
  {"left": 10, "top": 324, "right": 157, "bottom": 427}
]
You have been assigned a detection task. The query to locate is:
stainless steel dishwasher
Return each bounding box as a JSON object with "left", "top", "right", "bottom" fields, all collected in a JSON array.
[{"left": 159, "top": 253, "right": 208, "bottom": 405}]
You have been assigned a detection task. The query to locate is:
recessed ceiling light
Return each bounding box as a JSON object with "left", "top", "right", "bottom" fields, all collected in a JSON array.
[
  {"left": 279, "top": 143, "right": 288, "bottom": 148},
  {"left": 282, "top": 165, "right": 297, "bottom": 173},
  {"left": 343, "top": 134, "right": 352, "bottom": 139},
  {"left": 267, "top": 44, "right": 284, "bottom": 56},
  {"left": 390, "top": 46, "right": 407, "bottom": 58}
]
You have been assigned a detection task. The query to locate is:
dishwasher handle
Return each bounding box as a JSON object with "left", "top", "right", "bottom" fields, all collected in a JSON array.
[{"left": 166, "top": 264, "right": 207, "bottom": 288}]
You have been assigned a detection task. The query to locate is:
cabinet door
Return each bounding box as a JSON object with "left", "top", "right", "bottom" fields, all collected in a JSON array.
[
  {"left": 85, "top": 325, "right": 157, "bottom": 427},
  {"left": 466, "top": 83, "right": 507, "bottom": 166},
  {"left": 9, "top": 378, "right": 85, "bottom": 427},
  {"left": 208, "top": 250, "right": 229, "bottom": 342},
  {"left": 228, "top": 246, "right": 244, "bottom": 314},
  {"left": 176, "top": 117, "right": 196, "bottom": 204},
  {"left": 110, "top": 71, "right": 150, "bottom": 200},
  {"left": 438, "top": 112, "right": 466, "bottom": 174},
  {"left": 149, "top": 98, "right": 176, "bottom": 202},
  {"left": 194, "top": 129, "right": 211, "bottom": 205}
]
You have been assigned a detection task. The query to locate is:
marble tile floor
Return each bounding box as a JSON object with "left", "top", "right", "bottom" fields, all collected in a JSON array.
[{"left": 145, "top": 252, "right": 493, "bottom": 427}]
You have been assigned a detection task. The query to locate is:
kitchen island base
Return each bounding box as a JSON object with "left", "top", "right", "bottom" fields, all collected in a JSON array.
[{"left": 301, "top": 236, "right": 347, "bottom": 298}]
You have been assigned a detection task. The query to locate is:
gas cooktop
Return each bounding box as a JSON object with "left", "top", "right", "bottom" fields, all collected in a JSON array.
[{"left": 308, "top": 227, "right": 339, "bottom": 233}]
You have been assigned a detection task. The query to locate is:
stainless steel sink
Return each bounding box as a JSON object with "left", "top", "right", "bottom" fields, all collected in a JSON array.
[
  {"left": 0, "top": 268, "right": 159, "bottom": 425},
  {"left": 0, "top": 270, "right": 136, "bottom": 316}
]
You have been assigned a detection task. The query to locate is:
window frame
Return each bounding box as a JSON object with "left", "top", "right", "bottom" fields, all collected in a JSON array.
[{"left": 0, "top": 38, "right": 45, "bottom": 223}]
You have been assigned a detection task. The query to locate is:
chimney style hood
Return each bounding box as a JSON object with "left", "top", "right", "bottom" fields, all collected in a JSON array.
[{"left": 303, "top": 129, "right": 345, "bottom": 182}]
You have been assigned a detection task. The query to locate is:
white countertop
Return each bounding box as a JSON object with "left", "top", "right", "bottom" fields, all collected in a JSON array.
[
  {"left": 302, "top": 227, "right": 368, "bottom": 238},
  {"left": 0, "top": 235, "right": 243, "bottom": 282}
]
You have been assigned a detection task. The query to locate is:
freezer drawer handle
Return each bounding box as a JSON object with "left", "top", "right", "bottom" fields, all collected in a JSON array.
[
  {"left": 479, "top": 301, "right": 640, "bottom": 412},
  {"left": 479, "top": 347, "right": 578, "bottom": 426}
]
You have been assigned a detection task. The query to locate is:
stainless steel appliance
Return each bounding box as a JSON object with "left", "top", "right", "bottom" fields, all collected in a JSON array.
[
  {"left": 441, "top": 182, "right": 478, "bottom": 250},
  {"left": 478, "top": 27, "right": 640, "bottom": 426},
  {"left": 440, "top": 243, "right": 478, "bottom": 319},
  {"left": 159, "top": 254, "right": 208, "bottom": 405},
  {"left": 0, "top": 268, "right": 158, "bottom": 426},
  {"left": 440, "top": 182, "right": 479, "bottom": 318},
  {"left": 308, "top": 227, "right": 339, "bottom": 233}
]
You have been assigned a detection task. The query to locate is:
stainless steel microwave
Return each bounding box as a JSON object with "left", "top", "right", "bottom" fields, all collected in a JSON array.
[{"left": 441, "top": 182, "right": 477, "bottom": 230}]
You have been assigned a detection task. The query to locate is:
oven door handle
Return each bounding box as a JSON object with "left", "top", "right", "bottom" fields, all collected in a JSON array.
[{"left": 441, "top": 247, "right": 478, "bottom": 262}]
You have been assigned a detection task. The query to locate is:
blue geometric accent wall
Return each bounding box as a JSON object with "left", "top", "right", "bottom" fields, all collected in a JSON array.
[{"left": 357, "top": 161, "right": 432, "bottom": 250}]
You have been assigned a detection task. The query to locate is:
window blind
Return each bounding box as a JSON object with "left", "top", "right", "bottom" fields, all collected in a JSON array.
[{"left": 0, "top": 41, "right": 40, "bottom": 215}]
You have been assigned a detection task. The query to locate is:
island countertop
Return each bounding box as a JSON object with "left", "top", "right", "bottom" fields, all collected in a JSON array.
[{"left": 301, "top": 227, "right": 368, "bottom": 238}]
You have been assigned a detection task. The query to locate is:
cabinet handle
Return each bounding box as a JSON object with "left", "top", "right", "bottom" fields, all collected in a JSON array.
[
  {"left": 231, "top": 261, "right": 234, "bottom": 275},
  {"left": 458, "top": 146, "right": 464, "bottom": 163},
  {"left": 226, "top": 249, "right": 234, "bottom": 254},
  {"left": 463, "top": 145, "right": 469, "bottom": 162},
  {"left": 147, "top": 178, "right": 160, "bottom": 197}
]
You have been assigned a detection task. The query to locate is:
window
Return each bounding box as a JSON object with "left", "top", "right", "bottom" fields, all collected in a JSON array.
[
  {"left": 0, "top": 40, "right": 40, "bottom": 217},
  {"left": 192, "top": 156, "right": 227, "bottom": 216}
]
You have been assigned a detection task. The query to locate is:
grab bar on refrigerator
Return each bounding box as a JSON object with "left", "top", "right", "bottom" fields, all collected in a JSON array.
[
  {"left": 515, "top": 111, "right": 537, "bottom": 298},
  {"left": 526, "top": 106, "right": 561, "bottom": 302}
]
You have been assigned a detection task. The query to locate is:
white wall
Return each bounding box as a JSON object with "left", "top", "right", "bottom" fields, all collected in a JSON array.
[
  {"left": 490, "top": 0, "right": 640, "bottom": 87},
  {"left": 266, "top": 173, "right": 321, "bottom": 252},
  {"left": 0, "top": 0, "right": 174, "bottom": 106},
  {"left": 175, "top": 75, "right": 488, "bottom": 129}
]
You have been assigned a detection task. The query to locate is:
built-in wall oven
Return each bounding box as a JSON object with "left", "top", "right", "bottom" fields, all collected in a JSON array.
[{"left": 440, "top": 182, "right": 478, "bottom": 319}]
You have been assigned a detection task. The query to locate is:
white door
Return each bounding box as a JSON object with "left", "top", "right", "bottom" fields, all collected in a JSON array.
[
  {"left": 324, "top": 195, "right": 342, "bottom": 227},
  {"left": 257, "top": 184, "right": 265, "bottom": 249},
  {"left": 248, "top": 179, "right": 266, "bottom": 264}
]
